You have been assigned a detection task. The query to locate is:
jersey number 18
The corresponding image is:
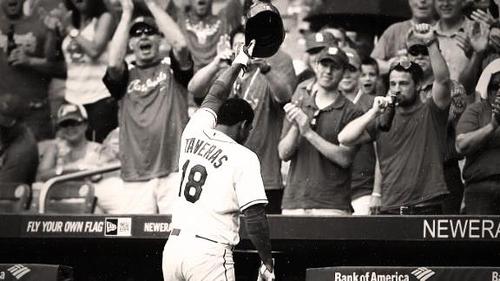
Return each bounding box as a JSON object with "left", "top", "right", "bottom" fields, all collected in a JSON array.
[{"left": 178, "top": 160, "right": 208, "bottom": 203}]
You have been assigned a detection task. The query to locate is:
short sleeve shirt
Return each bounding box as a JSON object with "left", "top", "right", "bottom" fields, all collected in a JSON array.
[
  {"left": 170, "top": 108, "right": 267, "bottom": 246},
  {"left": 282, "top": 79, "right": 363, "bottom": 211},
  {"left": 0, "top": 14, "right": 50, "bottom": 103},
  {"left": 103, "top": 54, "right": 193, "bottom": 181},
  {"left": 351, "top": 93, "right": 376, "bottom": 199},
  {"left": 456, "top": 100, "right": 500, "bottom": 183},
  {"left": 367, "top": 99, "right": 449, "bottom": 210},
  {"left": 371, "top": 20, "right": 413, "bottom": 60},
  {"left": 435, "top": 18, "right": 487, "bottom": 80},
  {"left": 231, "top": 50, "right": 297, "bottom": 190}
]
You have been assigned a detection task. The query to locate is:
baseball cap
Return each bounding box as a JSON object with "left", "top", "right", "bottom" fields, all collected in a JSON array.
[
  {"left": 305, "top": 31, "right": 337, "bottom": 54},
  {"left": 406, "top": 29, "right": 428, "bottom": 54},
  {"left": 0, "top": 94, "right": 27, "bottom": 128},
  {"left": 57, "top": 104, "right": 88, "bottom": 125},
  {"left": 129, "top": 16, "right": 158, "bottom": 36},
  {"left": 342, "top": 47, "right": 361, "bottom": 70},
  {"left": 317, "top": 46, "right": 349, "bottom": 67}
]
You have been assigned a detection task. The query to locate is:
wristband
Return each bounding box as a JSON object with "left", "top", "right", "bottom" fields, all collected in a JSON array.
[{"left": 371, "top": 192, "right": 382, "bottom": 198}]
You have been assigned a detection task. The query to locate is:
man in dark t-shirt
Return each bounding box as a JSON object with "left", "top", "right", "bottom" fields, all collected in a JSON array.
[
  {"left": 0, "top": 0, "right": 60, "bottom": 140},
  {"left": 103, "top": 0, "right": 192, "bottom": 214},
  {"left": 339, "top": 24, "right": 452, "bottom": 215},
  {"left": 278, "top": 46, "right": 362, "bottom": 215},
  {"left": 456, "top": 63, "right": 500, "bottom": 215}
]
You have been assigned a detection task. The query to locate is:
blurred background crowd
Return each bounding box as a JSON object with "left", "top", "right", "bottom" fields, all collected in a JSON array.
[{"left": 2, "top": 0, "right": 500, "bottom": 216}]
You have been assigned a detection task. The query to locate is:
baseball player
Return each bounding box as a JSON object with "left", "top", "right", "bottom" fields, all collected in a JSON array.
[{"left": 162, "top": 41, "right": 275, "bottom": 281}]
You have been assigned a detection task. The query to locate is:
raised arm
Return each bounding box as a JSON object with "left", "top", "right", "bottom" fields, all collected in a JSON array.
[
  {"left": 259, "top": 51, "right": 297, "bottom": 104},
  {"left": 458, "top": 21, "right": 490, "bottom": 95},
  {"left": 69, "top": 13, "right": 114, "bottom": 60},
  {"left": 144, "top": 0, "right": 190, "bottom": 67},
  {"left": 107, "top": 0, "right": 133, "bottom": 78},
  {"left": 188, "top": 35, "right": 233, "bottom": 99},
  {"left": 413, "top": 24, "right": 451, "bottom": 109},
  {"left": 201, "top": 41, "right": 254, "bottom": 113}
]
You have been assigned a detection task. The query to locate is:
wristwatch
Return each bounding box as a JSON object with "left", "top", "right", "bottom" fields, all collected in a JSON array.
[{"left": 69, "top": 28, "right": 80, "bottom": 39}]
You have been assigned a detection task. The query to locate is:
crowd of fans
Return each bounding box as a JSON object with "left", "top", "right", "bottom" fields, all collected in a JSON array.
[{"left": 2, "top": 0, "right": 500, "bottom": 216}]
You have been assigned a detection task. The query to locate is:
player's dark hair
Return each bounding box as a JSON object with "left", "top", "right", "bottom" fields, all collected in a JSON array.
[
  {"left": 217, "top": 98, "right": 254, "bottom": 126},
  {"left": 361, "top": 57, "right": 379, "bottom": 75}
]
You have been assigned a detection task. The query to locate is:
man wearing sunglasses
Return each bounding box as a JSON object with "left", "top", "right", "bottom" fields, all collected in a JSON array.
[
  {"left": 103, "top": 0, "right": 193, "bottom": 214},
  {"left": 339, "top": 24, "right": 452, "bottom": 215},
  {"left": 278, "top": 46, "right": 363, "bottom": 216}
]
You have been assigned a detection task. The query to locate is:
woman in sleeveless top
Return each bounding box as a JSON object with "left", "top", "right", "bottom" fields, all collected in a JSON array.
[{"left": 60, "top": 0, "right": 118, "bottom": 142}]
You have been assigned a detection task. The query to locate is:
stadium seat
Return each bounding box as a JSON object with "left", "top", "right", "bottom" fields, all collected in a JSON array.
[
  {"left": 0, "top": 183, "right": 31, "bottom": 213},
  {"left": 44, "top": 181, "right": 97, "bottom": 214}
]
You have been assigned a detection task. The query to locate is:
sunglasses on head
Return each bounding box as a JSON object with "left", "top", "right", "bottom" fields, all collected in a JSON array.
[
  {"left": 390, "top": 57, "right": 414, "bottom": 70},
  {"left": 59, "top": 120, "right": 84, "bottom": 128},
  {"left": 408, "top": 45, "right": 429, "bottom": 57},
  {"left": 130, "top": 26, "right": 158, "bottom": 37}
]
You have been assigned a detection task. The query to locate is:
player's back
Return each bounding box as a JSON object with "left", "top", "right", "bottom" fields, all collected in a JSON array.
[{"left": 170, "top": 108, "right": 267, "bottom": 246}]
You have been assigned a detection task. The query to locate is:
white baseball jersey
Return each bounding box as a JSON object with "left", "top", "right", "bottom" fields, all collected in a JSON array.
[{"left": 170, "top": 107, "right": 268, "bottom": 246}]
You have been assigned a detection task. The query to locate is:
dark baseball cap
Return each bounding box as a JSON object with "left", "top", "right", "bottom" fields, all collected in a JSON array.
[
  {"left": 0, "top": 94, "right": 27, "bottom": 127},
  {"left": 57, "top": 104, "right": 88, "bottom": 125},
  {"left": 129, "top": 16, "right": 158, "bottom": 35},
  {"left": 317, "top": 46, "right": 349, "bottom": 67},
  {"left": 342, "top": 47, "right": 361, "bottom": 70},
  {"left": 305, "top": 31, "right": 337, "bottom": 54}
]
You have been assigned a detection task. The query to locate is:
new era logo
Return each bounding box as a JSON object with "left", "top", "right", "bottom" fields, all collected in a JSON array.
[
  {"left": 7, "top": 264, "right": 31, "bottom": 280},
  {"left": 411, "top": 267, "right": 435, "bottom": 281},
  {"left": 105, "top": 218, "right": 132, "bottom": 237},
  {"left": 106, "top": 219, "right": 118, "bottom": 235}
]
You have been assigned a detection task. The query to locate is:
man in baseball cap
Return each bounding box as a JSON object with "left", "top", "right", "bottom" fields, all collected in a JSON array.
[
  {"left": 305, "top": 31, "right": 337, "bottom": 54},
  {"left": 56, "top": 103, "right": 88, "bottom": 126},
  {"left": 279, "top": 41, "right": 362, "bottom": 216},
  {"left": 316, "top": 46, "right": 349, "bottom": 69}
]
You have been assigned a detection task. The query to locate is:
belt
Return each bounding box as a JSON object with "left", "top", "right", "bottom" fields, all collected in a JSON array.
[{"left": 169, "top": 228, "right": 233, "bottom": 248}]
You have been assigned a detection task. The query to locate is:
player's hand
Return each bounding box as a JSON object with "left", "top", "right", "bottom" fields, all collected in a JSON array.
[
  {"left": 412, "top": 23, "right": 436, "bottom": 42},
  {"left": 252, "top": 58, "right": 271, "bottom": 74},
  {"left": 256, "top": 261, "right": 275, "bottom": 281},
  {"left": 233, "top": 39, "right": 256, "bottom": 70}
]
